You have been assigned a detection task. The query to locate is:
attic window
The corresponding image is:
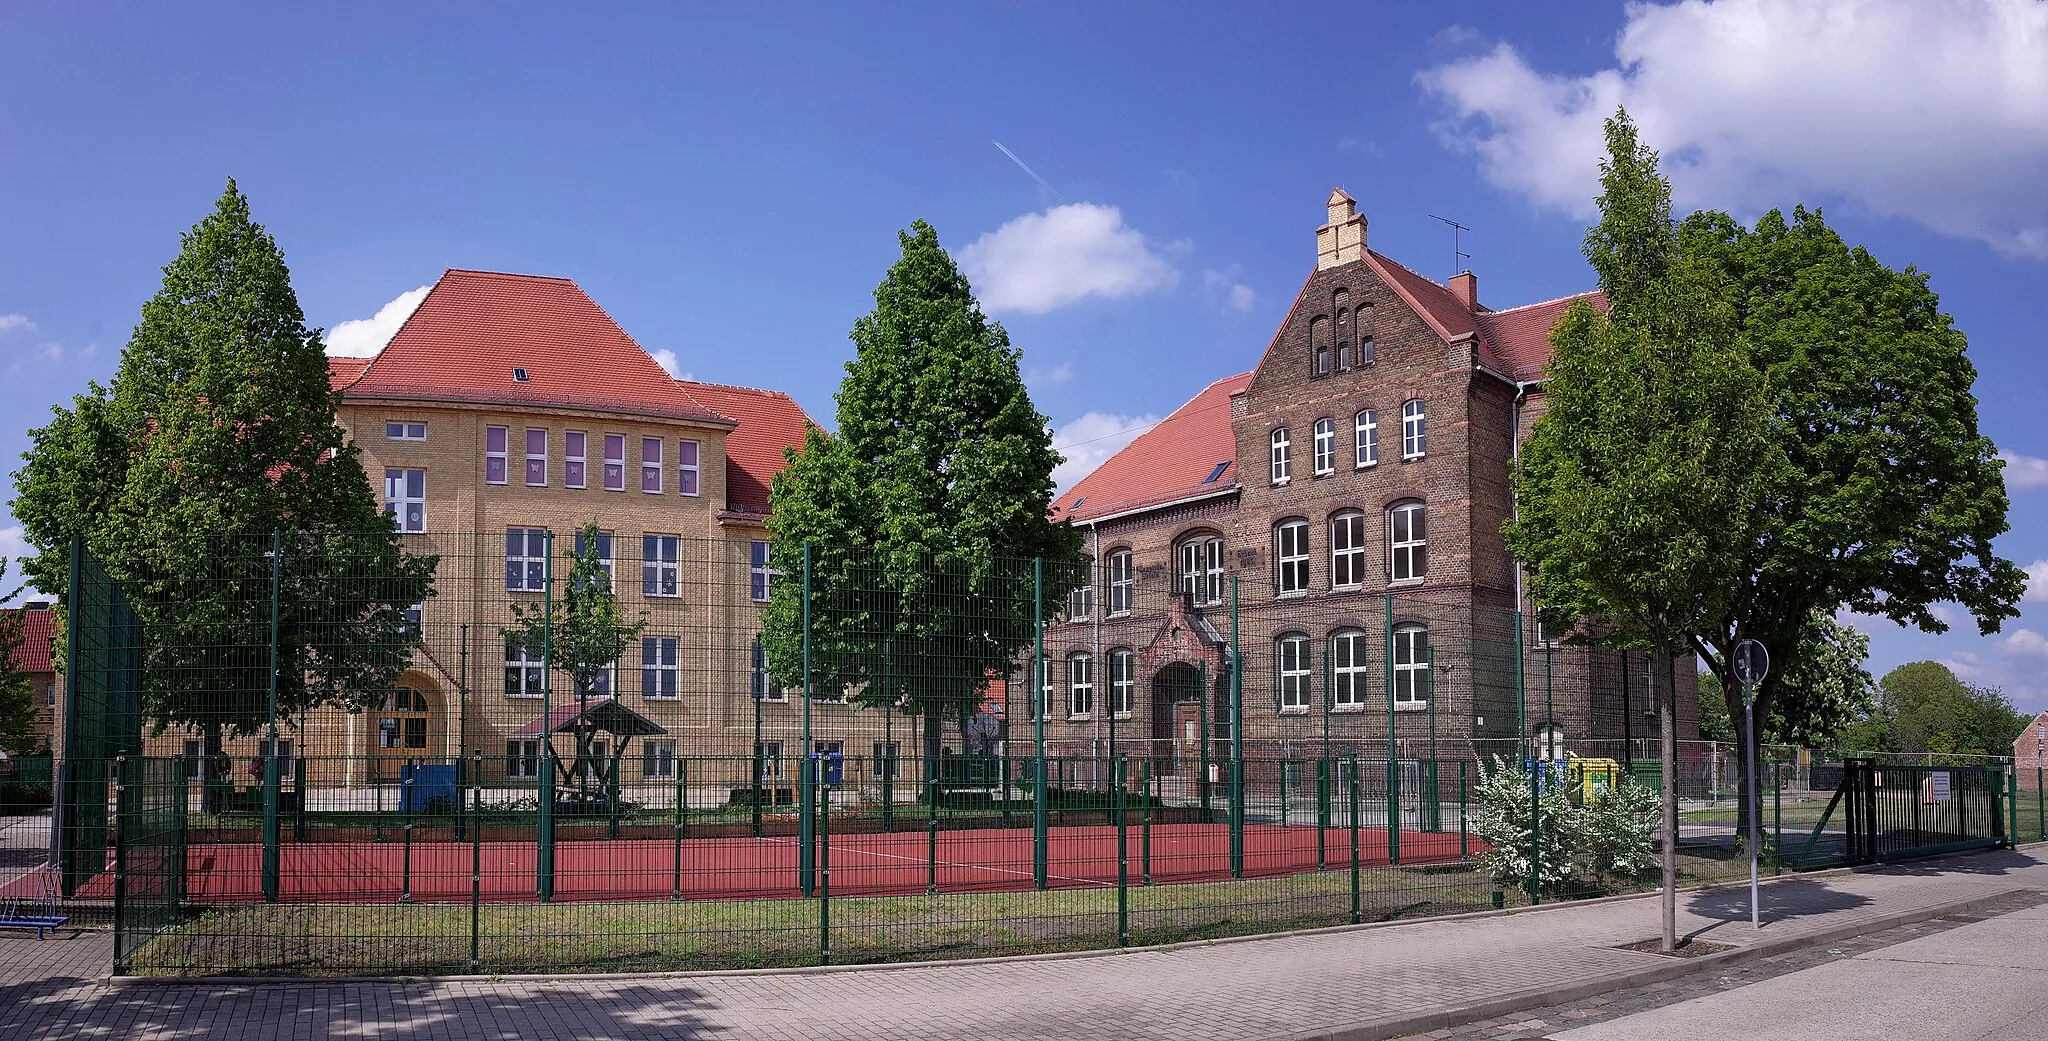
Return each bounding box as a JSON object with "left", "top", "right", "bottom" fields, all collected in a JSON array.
[
  {"left": 1072, "top": 497, "right": 1085, "bottom": 509},
  {"left": 512, "top": 367, "right": 530, "bottom": 383},
  {"left": 1202, "top": 461, "right": 1229, "bottom": 484}
]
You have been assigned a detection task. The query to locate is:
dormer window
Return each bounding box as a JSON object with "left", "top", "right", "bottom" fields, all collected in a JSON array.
[
  {"left": 512, "top": 367, "right": 530, "bottom": 383},
  {"left": 1201, "top": 461, "right": 1229, "bottom": 485}
]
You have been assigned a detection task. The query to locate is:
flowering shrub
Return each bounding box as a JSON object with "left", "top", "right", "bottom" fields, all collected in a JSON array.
[
  {"left": 1576, "top": 778, "right": 1660, "bottom": 881},
  {"left": 1470, "top": 756, "right": 1579, "bottom": 896}
]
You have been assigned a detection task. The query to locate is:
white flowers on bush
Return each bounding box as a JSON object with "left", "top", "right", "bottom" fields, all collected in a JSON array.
[{"left": 1470, "top": 755, "right": 1658, "bottom": 897}]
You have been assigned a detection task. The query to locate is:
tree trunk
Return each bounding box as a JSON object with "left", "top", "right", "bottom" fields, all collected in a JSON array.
[{"left": 1656, "top": 639, "right": 1678, "bottom": 953}]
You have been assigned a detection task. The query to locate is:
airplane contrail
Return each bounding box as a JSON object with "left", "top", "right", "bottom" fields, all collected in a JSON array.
[{"left": 993, "top": 141, "right": 1065, "bottom": 203}]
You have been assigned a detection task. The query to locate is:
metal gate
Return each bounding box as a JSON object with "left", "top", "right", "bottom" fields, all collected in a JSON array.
[
  {"left": 1790, "top": 758, "right": 2010, "bottom": 869},
  {"left": 113, "top": 755, "right": 187, "bottom": 973}
]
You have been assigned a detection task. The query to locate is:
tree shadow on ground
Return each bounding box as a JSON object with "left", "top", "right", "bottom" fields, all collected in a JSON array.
[
  {"left": 1862, "top": 846, "right": 2039, "bottom": 877},
  {"left": 1682, "top": 877, "right": 1871, "bottom": 942}
]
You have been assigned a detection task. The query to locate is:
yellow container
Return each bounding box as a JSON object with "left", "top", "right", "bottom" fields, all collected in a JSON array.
[{"left": 1569, "top": 758, "right": 1624, "bottom": 804}]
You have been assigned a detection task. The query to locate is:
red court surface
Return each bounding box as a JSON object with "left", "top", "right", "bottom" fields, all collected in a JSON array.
[{"left": 35, "top": 823, "right": 1475, "bottom": 905}]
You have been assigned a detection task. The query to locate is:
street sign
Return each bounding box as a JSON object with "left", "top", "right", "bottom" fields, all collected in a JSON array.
[{"left": 1734, "top": 639, "right": 1770, "bottom": 689}]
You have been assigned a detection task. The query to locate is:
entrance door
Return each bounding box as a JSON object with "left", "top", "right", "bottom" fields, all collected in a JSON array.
[
  {"left": 370, "top": 685, "right": 433, "bottom": 782},
  {"left": 1151, "top": 663, "right": 1202, "bottom": 775}
]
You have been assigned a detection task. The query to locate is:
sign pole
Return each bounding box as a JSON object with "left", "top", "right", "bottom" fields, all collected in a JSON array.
[{"left": 1734, "top": 639, "right": 1769, "bottom": 931}]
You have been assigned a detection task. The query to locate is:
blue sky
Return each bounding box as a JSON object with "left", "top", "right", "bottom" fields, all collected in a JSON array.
[{"left": 2, "top": 2, "right": 2044, "bottom": 710}]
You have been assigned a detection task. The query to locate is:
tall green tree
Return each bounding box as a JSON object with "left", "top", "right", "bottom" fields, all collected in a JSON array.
[
  {"left": 502, "top": 524, "right": 645, "bottom": 793},
  {"left": 761, "top": 220, "right": 1082, "bottom": 763},
  {"left": 1507, "top": 111, "right": 1781, "bottom": 951},
  {"left": 11, "top": 181, "right": 436, "bottom": 755},
  {"left": 1877, "top": 662, "right": 2027, "bottom": 760},
  {"left": 1697, "top": 611, "right": 1876, "bottom": 748}
]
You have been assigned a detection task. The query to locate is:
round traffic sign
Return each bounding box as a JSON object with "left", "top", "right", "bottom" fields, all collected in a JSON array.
[{"left": 1734, "top": 639, "right": 1770, "bottom": 687}]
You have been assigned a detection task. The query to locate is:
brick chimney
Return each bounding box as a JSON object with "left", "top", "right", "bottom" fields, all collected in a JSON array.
[
  {"left": 1449, "top": 270, "right": 1478, "bottom": 311},
  {"left": 1316, "top": 189, "right": 1367, "bottom": 270}
]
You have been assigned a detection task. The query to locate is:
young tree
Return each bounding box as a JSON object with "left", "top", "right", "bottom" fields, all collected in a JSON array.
[
  {"left": 502, "top": 524, "right": 645, "bottom": 794},
  {"left": 1507, "top": 112, "right": 1781, "bottom": 951},
  {"left": 11, "top": 181, "right": 436, "bottom": 763},
  {"left": 761, "top": 220, "right": 1082, "bottom": 767}
]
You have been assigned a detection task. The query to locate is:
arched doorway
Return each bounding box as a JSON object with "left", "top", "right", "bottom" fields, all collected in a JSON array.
[
  {"left": 1151, "top": 663, "right": 1203, "bottom": 776},
  {"left": 366, "top": 679, "right": 439, "bottom": 781}
]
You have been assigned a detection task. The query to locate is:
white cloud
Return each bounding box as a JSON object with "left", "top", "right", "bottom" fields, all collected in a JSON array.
[
  {"left": 1050, "top": 411, "right": 1159, "bottom": 493},
  {"left": 2003, "top": 628, "right": 2048, "bottom": 657},
  {"left": 959, "top": 204, "right": 1180, "bottom": 314},
  {"left": 0, "top": 314, "right": 34, "bottom": 335},
  {"left": 1026, "top": 359, "right": 1074, "bottom": 391},
  {"left": 0, "top": 526, "right": 48, "bottom": 601},
  {"left": 325, "top": 286, "right": 430, "bottom": 358},
  {"left": 2026, "top": 560, "right": 2048, "bottom": 603},
  {"left": 1202, "top": 269, "right": 1257, "bottom": 312},
  {"left": 650, "top": 348, "right": 688, "bottom": 380},
  {"left": 5, "top": 341, "right": 72, "bottom": 376},
  {"left": 1418, "top": 0, "right": 2048, "bottom": 258},
  {"left": 2001, "top": 451, "right": 2048, "bottom": 491}
]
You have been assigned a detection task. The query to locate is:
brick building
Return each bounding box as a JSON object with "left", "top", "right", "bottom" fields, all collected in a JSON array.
[
  {"left": 1, "top": 603, "right": 58, "bottom": 752},
  {"left": 1037, "top": 191, "right": 1697, "bottom": 774}
]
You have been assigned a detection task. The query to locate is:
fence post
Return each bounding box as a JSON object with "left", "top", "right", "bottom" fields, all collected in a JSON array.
[
  {"left": 112, "top": 754, "right": 128, "bottom": 973},
  {"left": 1033, "top": 556, "right": 1048, "bottom": 891},
  {"left": 538, "top": 530, "right": 555, "bottom": 903},
  {"left": 671, "top": 768, "right": 685, "bottom": 901},
  {"left": 818, "top": 767, "right": 831, "bottom": 966},
  {"left": 799, "top": 543, "right": 815, "bottom": 897},
  {"left": 1773, "top": 761, "right": 1783, "bottom": 876},
  {"left": 262, "top": 531, "right": 282, "bottom": 904},
  {"left": 1348, "top": 755, "right": 1361, "bottom": 925},
  {"left": 1116, "top": 755, "right": 1129, "bottom": 947},
  {"left": 1317, "top": 758, "right": 1329, "bottom": 870},
  {"left": 926, "top": 755, "right": 939, "bottom": 895},
  {"left": 1229, "top": 576, "right": 1243, "bottom": 880},
  {"left": 1141, "top": 758, "right": 1153, "bottom": 886},
  {"left": 1458, "top": 760, "right": 1469, "bottom": 860},
  {"left": 400, "top": 764, "right": 415, "bottom": 903},
  {"left": 470, "top": 752, "right": 482, "bottom": 971},
  {"left": 2037, "top": 765, "right": 2044, "bottom": 844},
  {"left": 294, "top": 757, "right": 307, "bottom": 842},
  {"left": 1387, "top": 756, "right": 1402, "bottom": 867},
  {"left": 1278, "top": 757, "right": 1289, "bottom": 828}
]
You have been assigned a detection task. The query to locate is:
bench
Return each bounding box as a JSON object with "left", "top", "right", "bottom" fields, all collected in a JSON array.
[{"left": 0, "top": 913, "right": 70, "bottom": 939}]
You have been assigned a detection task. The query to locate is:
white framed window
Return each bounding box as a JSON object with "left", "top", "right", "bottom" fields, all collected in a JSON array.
[
  {"left": 1402, "top": 399, "right": 1426, "bottom": 459},
  {"left": 678, "top": 439, "right": 701, "bottom": 497},
  {"left": 757, "top": 739, "right": 783, "bottom": 780},
  {"left": 641, "top": 636, "right": 679, "bottom": 699},
  {"left": 749, "top": 540, "right": 772, "bottom": 602},
  {"left": 1109, "top": 649, "right": 1135, "bottom": 718},
  {"left": 750, "top": 635, "right": 788, "bottom": 702},
  {"left": 576, "top": 658, "right": 617, "bottom": 697},
  {"left": 504, "top": 639, "right": 544, "bottom": 698},
  {"left": 1269, "top": 427, "right": 1291, "bottom": 485},
  {"left": 564, "top": 431, "right": 587, "bottom": 489},
  {"left": 1390, "top": 502, "right": 1427, "bottom": 583},
  {"left": 1355, "top": 410, "right": 1378, "bottom": 468},
  {"left": 1038, "top": 659, "right": 1057, "bottom": 720},
  {"left": 641, "top": 437, "right": 663, "bottom": 494},
  {"left": 506, "top": 739, "right": 541, "bottom": 779},
  {"left": 1312, "top": 418, "right": 1336, "bottom": 475},
  {"left": 1067, "top": 581, "right": 1094, "bottom": 621},
  {"left": 506, "top": 527, "right": 547, "bottom": 592},
  {"left": 1330, "top": 510, "right": 1365, "bottom": 589},
  {"left": 1393, "top": 624, "right": 1429, "bottom": 706},
  {"left": 1277, "top": 633, "right": 1310, "bottom": 711},
  {"left": 1179, "top": 536, "right": 1225, "bottom": 606},
  {"left": 603, "top": 434, "right": 626, "bottom": 491},
  {"left": 573, "top": 530, "right": 614, "bottom": 586},
  {"left": 642, "top": 535, "right": 680, "bottom": 597},
  {"left": 524, "top": 427, "right": 548, "bottom": 486},
  {"left": 1333, "top": 630, "right": 1367, "bottom": 708},
  {"left": 485, "top": 426, "right": 509, "bottom": 485},
  {"left": 1275, "top": 519, "right": 1310, "bottom": 595},
  {"left": 383, "top": 469, "right": 425, "bottom": 532},
  {"left": 642, "top": 739, "right": 677, "bottom": 779},
  {"left": 1068, "top": 654, "right": 1094, "bottom": 717},
  {"left": 1107, "top": 549, "right": 1133, "bottom": 615},
  {"left": 385, "top": 421, "right": 426, "bottom": 441}
]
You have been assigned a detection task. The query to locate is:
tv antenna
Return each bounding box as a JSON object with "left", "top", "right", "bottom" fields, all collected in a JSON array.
[{"left": 1428, "top": 214, "right": 1472, "bottom": 279}]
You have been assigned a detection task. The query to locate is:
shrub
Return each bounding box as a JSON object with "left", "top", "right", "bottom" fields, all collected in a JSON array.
[{"left": 1470, "top": 756, "right": 1579, "bottom": 896}]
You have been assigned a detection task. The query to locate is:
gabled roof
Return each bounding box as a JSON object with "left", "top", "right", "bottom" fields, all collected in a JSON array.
[
  {"left": 1, "top": 607, "right": 56, "bottom": 673},
  {"left": 332, "top": 270, "right": 732, "bottom": 425},
  {"left": 326, "top": 356, "right": 371, "bottom": 391},
  {"left": 510, "top": 696, "right": 669, "bottom": 739},
  {"left": 1052, "top": 372, "right": 1253, "bottom": 524},
  {"left": 1475, "top": 291, "right": 1607, "bottom": 380},
  {"left": 675, "top": 380, "right": 816, "bottom": 516}
]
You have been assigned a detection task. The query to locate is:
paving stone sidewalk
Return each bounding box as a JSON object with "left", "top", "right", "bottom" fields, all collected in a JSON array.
[{"left": 4, "top": 847, "right": 2044, "bottom": 1041}]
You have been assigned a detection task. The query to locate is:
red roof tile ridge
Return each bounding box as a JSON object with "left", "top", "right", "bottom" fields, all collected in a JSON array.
[
  {"left": 439, "top": 267, "right": 581, "bottom": 284},
  {"left": 677, "top": 378, "right": 800, "bottom": 400},
  {"left": 1362, "top": 250, "right": 1471, "bottom": 344},
  {"left": 1485, "top": 289, "right": 1603, "bottom": 315}
]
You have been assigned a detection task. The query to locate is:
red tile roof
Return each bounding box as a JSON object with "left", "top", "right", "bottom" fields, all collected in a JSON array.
[
  {"left": 1052, "top": 372, "right": 1253, "bottom": 524},
  {"left": 332, "top": 270, "right": 732, "bottom": 425},
  {"left": 2, "top": 607, "right": 56, "bottom": 673},
  {"left": 1475, "top": 291, "right": 1607, "bottom": 380},
  {"left": 326, "top": 356, "right": 371, "bottom": 391},
  {"left": 676, "top": 380, "right": 817, "bottom": 516}
]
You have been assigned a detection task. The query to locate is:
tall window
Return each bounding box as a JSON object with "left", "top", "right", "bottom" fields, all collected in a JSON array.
[
  {"left": 1107, "top": 549, "right": 1133, "bottom": 614},
  {"left": 1179, "top": 535, "right": 1224, "bottom": 605},
  {"left": 1269, "top": 427, "right": 1291, "bottom": 484},
  {"left": 1277, "top": 633, "right": 1310, "bottom": 710},
  {"left": 505, "top": 739, "right": 541, "bottom": 779},
  {"left": 1039, "top": 660, "right": 1056, "bottom": 720},
  {"left": 603, "top": 434, "right": 626, "bottom": 491},
  {"left": 1355, "top": 410, "right": 1378, "bottom": 468},
  {"left": 678, "top": 439, "right": 701, "bottom": 497},
  {"left": 749, "top": 541, "right": 772, "bottom": 602},
  {"left": 1109, "top": 649, "right": 1135, "bottom": 718},
  {"left": 564, "top": 431, "right": 587, "bottom": 489},
  {"left": 383, "top": 469, "right": 425, "bottom": 532},
  {"left": 573, "top": 529, "right": 614, "bottom": 585},
  {"left": 1275, "top": 520, "right": 1310, "bottom": 594},
  {"left": 1402, "top": 399, "right": 1426, "bottom": 459},
  {"left": 525, "top": 428, "right": 548, "bottom": 486},
  {"left": 1390, "top": 502, "right": 1427, "bottom": 583},
  {"left": 641, "top": 636, "right": 679, "bottom": 699},
  {"left": 1332, "top": 290, "right": 1350, "bottom": 369},
  {"left": 506, "top": 528, "right": 547, "bottom": 592},
  {"left": 1357, "top": 305, "right": 1375, "bottom": 365},
  {"left": 504, "top": 639, "right": 544, "bottom": 698},
  {"left": 642, "top": 535, "right": 680, "bottom": 597},
  {"left": 749, "top": 635, "right": 787, "bottom": 702},
  {"left": 485, "top": 426, "right": 508, "bottom": 485},
  {"left": 642, "top": 739, "right": 677, "bottom": 779},
  {"left": 1312, "top": 316, "right": 1330, "bottom": 375},
  {"left": 1393, "top": 624, "right": 1429, "bottom": 705},
  {"left": 1067, "top": 581, "right": 1094, "bottom": 621},
  {"left": 1312, "top": 418, "right": 1335, "bottom": 475},
  {"left": 1068, "top": 654, "right": 1094, "bottom": 717},
  {"left": 1330, "top": 511, "right": 1365, "bottom": 588},
  {"left": 640, "top": 437, "right": 663, "bottom": 493},
  {"left": 1332, "top": 630, "right": 1367, "bottom": 708}
]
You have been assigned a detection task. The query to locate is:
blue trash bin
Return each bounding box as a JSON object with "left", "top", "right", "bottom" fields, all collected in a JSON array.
[{"left": 400, "top": 763, "right": 457, "bottom": 812}]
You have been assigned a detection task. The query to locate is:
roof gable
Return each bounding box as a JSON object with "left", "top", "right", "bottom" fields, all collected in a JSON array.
[
  {"left": 1053, "top": 372, "right": 1252, "bottom": 523},
  {"left": 675, "top": 380, "right": 816, "bottom": 516}
]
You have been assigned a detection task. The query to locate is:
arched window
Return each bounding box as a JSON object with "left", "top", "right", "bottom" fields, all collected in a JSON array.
[
  {"left": 1270, "top": 427, "right": 1291, "bottom": 485},
  {"left": 1332, "top": 630, "right": 1367, "bottom": 708},
  {"left": 1277, "top": 633, "right": 1311, "bottom": 710},
  {"left": 1107, "top": 549, "right": 1134, "bottom": 615},
  {"left": 1038, "top": 658, "right": 1057, "bottom": 720},
  {"left": 1069, "top": 653, "right": 1095, "bottom": 717},
  {"left": 1390, "top": 501, "right": 1427, "bottom": 582},
  {"left": 1311, "top": 316, "right": 1331, "bottom": 375},
  {"left": 1356, "top": 305, "right": 1375, "bottom": 365},
  {"left": 1355, "top": 410, "right": 1378, "bottom": 468},
  {"left": 1330, "top": 510, "right": 1365, "bottom": 588},
  {"left": 1333, "top": 290, "right": 1352, "bottom": 370},
  {"left": 1402, "top": 399, "right": 1427, "bottom": 459},
  {"left": 1178, "top": 534, "right": 1224, "bottom": 606},
  {"left": 1109, "top": 649, "right": 1136, "bottom": 717},
  {"left": 1274, "top": 519, "right": 1310, "bottom": 594},
  {"left": 1312, "top": 418, "right": 1336, "bottom": 475},
  {"left": 1393, "top": 624, "right": 1429, "bottom": 706}
]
